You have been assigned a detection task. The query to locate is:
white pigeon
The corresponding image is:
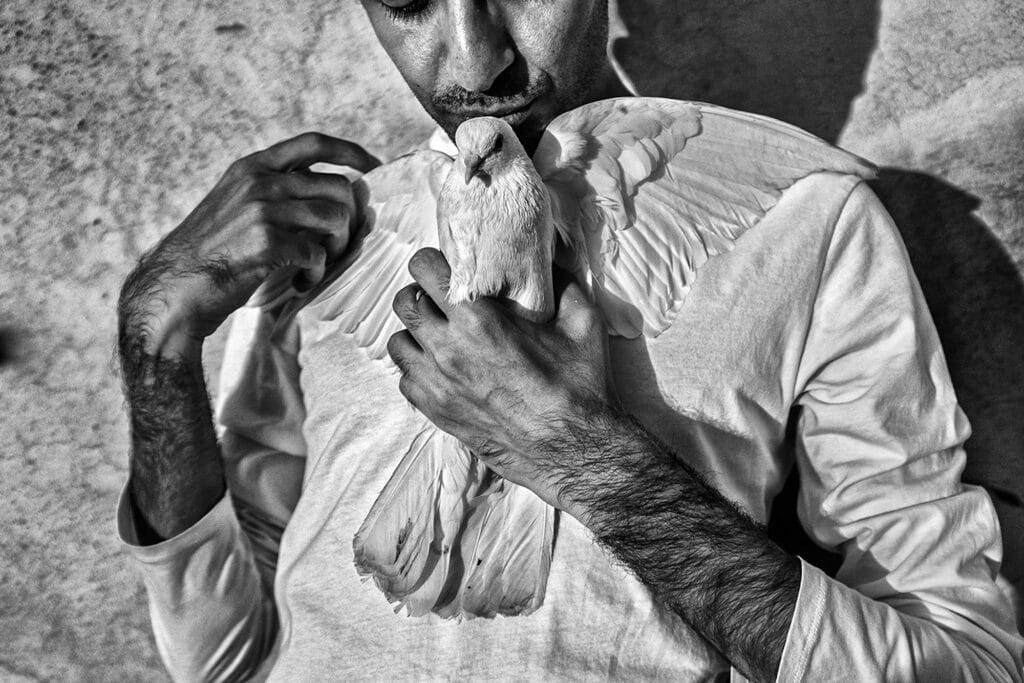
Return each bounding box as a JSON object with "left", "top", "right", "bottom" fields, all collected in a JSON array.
[
  {"left": 250, "top": 98, "right": 876, "bottom": 620},
  {"left": 440, "top": 117, "right": 557, "bottom": 323}
]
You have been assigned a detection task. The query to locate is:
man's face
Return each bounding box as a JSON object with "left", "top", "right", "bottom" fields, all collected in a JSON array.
[{"left": 361, "top": 0, "right": 612, "bottom": 152}]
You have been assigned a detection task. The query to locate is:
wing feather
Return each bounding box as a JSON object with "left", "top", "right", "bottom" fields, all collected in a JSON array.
[
  {"left": 257, "top": 150, "right": 452, "bottom": 358},
  {"left": 536, "top": 97, "right": 876, "bottom": 338}
]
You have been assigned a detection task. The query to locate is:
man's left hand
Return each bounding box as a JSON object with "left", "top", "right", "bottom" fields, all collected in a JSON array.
[{"left": 387, "top": 247, "right": 614, "bottom": 512}]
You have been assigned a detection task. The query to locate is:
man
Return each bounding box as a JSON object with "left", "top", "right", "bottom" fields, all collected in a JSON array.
[{"left": 116, "top": 0, "right": 1023, "bottom": 680}]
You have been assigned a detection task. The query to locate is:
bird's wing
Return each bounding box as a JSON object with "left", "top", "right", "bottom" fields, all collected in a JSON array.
[
  {"left": 534, "top": 98, "right": 877, "bottom": 338},
  {"left": 259, "top": 150, "right": 453, "bottom": 360}
]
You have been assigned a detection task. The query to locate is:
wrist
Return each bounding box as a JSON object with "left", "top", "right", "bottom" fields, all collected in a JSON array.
[
  {"left": 118, "top": 261, "right": 205, "bottom": 363},
  {"left": 536, "top": 400, "right": 642, "bottom": 525}
]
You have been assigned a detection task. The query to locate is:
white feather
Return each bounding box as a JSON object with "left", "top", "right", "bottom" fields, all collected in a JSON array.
[{"left": 536, "top": 98, "right": 876, "bottom": 337}]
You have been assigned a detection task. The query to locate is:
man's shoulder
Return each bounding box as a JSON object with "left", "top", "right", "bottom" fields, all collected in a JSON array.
[{"left": 755, "top": 171, "right": 876, "bottom": 254}]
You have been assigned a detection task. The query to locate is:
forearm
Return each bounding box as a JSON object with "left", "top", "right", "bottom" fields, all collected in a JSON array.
[
  {"left": 552, "top": 405, "right": 799, "bottom": 682},
  {"left": 118, "top": 263, "right": 226, "bottom": 542},
  {"left": 118, "top": 279, "right": 279, "bottom": 681}
]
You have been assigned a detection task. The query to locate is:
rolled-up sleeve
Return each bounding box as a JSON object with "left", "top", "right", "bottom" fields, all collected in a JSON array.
[
  {"left": 118, "top": 489, "right": 278, "bottom": 682},
  {"left": 118, "top": 306, "right": 307, "bottom": 681},
  {"left": 779, "top": 182, "right": 1024, "bottom": 679}
]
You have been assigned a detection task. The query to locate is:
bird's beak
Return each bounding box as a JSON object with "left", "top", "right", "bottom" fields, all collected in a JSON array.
[{"left": 463, "top": 153, "right": 483, "bottom": 184}]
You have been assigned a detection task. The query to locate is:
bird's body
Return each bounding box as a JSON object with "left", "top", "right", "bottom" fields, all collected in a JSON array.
[
  {"left": 438, "top": 118, "right": 555, "bottom": 323},
  {"left": 254, "top": 97, "right": 875, "bottom": 621}
]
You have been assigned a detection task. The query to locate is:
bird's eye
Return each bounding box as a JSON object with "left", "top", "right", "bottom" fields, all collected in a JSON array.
[
  {"left": 380, "top": 0, "right": 431, "bottom": 21},
  {"left": 493, "top": 135, "right": 504, "bottom": 152}
]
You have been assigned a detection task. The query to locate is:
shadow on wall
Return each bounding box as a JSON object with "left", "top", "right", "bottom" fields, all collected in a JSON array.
[
  {"left": 612, "top": 0, "right": 878, "bottom": 142},
  {"left": 614, "top": 0, "right": 1024, "bottom": 621},
  {"left": 872, "top": 171, "right": 1024, "bottom": 619}
]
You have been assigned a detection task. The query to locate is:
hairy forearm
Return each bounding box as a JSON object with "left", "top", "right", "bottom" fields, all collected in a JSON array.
[
  {"left": 118, "top": 265, "right": 226, "bottom": 544},
  {"left": 551, "top": 405, "right": 799, "bottom": 682}
]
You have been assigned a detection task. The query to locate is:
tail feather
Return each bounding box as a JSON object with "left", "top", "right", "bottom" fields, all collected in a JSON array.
[
  {"left": 443, "top": 477, "right": 556, "bottom": 619},
  {"left": 354, "top": 428, "right": 557, "bottom": 620},
  {"left": 353, "top": 426, "right": 476, "bottom": 615}
]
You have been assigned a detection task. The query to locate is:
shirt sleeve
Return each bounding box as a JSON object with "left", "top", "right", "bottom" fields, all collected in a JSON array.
[
  {"left": 777, "top": 181, "right": 1024, "bottom": 680},
  {"left": 118, "top": 305, "right": 307, "bottom": 681}
]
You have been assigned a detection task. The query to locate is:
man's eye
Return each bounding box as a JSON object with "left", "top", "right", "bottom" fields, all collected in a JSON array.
[{"left": 381, "top": 0, "right": 431, "bottom": 20}]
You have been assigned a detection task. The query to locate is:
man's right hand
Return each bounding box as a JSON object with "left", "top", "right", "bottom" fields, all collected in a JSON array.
[
  {"left": 116, "top": 132, "right": 379, "bottom": 543},
  {"left": 120, "top": 132, "right": 380, "bottom": 358}
]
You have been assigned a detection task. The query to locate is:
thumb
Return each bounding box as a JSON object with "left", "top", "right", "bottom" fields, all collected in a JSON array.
[{"left": 553, "top": 267, "right": 601, "bottom": 340}]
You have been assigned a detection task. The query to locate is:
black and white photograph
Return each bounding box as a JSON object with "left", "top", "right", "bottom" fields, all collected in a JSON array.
[{"left": 1, "top": 1, "right": 1022, "bottom": 680}]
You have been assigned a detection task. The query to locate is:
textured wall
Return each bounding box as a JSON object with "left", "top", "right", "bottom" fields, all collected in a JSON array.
[{"left": 1, "top": 1, "right": 1021, "bottom": 678}]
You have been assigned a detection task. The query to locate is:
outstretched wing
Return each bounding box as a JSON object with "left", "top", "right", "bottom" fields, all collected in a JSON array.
[
  {"left": 534, "top": 98, "right": 877, "bottom": 338},
  {"left": 255, "top": 150, "right": 453, "bottom": 360}
]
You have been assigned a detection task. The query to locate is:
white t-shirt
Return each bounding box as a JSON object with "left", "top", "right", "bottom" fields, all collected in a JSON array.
[{"left": 119, "top": 172, "right": 1023, "bottom": 680}]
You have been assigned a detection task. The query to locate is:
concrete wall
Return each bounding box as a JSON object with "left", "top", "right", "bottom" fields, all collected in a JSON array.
[{"left": 1, "top": 1, "right": 1021, "bottom": 678}]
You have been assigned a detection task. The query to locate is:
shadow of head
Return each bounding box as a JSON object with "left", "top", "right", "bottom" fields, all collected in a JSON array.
[{"left": 612, "top": 0, "right": 879, "bottom": 142}]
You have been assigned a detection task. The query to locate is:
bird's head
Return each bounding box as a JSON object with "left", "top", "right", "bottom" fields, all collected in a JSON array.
[{"left": 454, "top": 116, "right": 526, "bottom": 185}]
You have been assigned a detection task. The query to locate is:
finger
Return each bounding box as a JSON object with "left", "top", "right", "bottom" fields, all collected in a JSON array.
[
  {"left": 387, "top": 330, "right": 424, "bottom": 377},
  {"left": 555, "top": 276, "right": 601, "bottom": 340},
  {"left": 275, "top": 175, "right": 357, "bottom": 257},
  {"left": 393, "top": 283, "right": 446, "bottom": 341},
  {"left": 265, "top": 199, "right": 351, "bottom": 240},
  {"left": 256, "top": 132, "right": 381, "bottom": 174},
  {"left": 275, "top": 171, "right": 354, "bottom": 210},
  {"left": 268, "top": 230, "right": 328, "bottom": 275},
  {"left": 398, "top": 373, "right": 431, "bottom": 412},
  {"left": 407, "top": 248, "right": 454, "bottom": 316}
]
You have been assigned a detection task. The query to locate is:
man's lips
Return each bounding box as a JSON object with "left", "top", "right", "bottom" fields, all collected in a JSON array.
[{"left": 449, "top": 97, "right": 537, "bottom": 122}]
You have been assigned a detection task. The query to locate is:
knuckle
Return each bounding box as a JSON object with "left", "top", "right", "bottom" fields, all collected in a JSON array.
[
  {"left": 248, "top": 171, "right": 275, "bottom": 198},
  {"left": 463, "top": 304, "right": 496, "bottom": 334},
  {"left": 231, "top": 171, "right": 260, "bottom": 198},
  {"left": 252, "top": 235, "right": 276, "bottom": 262},
  {"left": 432, "top": 342, "right": 454, "bottom": 366},
  {"left": 432, "top": 383, "right": 450, "bottom": 407},
  {"left": 246, "top": 200, "right": 272, "bottom": 225},
  {"left": 461, "top": 308, "right": 484, "bottom": 333},
  {"left": 298, "top": 131, "right": 326, "bottom": 149},
  {"left": 250, "top": 222, "right": 275, "bottom": 254},
  {"left": 402, "top": 307, "right": 423, "bottom": 330},
  {"left": 227, "top": 155, "right": 255, "bottom": 177}
]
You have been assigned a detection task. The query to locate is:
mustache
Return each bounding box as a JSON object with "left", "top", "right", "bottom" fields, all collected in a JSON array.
[{"left": 432, "top": 71, "right": 552, "bottom": 113}]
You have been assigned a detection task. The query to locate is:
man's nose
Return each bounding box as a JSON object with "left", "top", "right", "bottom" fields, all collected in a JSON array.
[{"left": 443, "top": 0, "right": 515, "bottom": 93}]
